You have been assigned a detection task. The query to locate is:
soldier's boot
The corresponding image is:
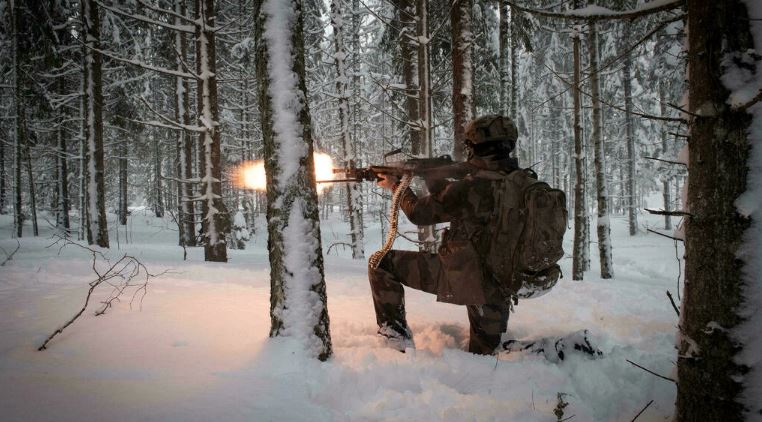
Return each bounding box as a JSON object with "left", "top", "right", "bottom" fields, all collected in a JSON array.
[
  {"left": 467, "top": 303, "right": 509, "bottom": 355},
  {"left": 369, "top": 261, "right": 415, "bottom": 352}
]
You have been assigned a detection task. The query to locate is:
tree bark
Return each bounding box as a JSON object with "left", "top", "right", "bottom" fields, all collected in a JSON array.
[
  {"left": 658, "top": 80, "right": 672, "bottom": 230},
  {"left": 571, "top": 18, "right": 587, "bottom": 281},
  {"left": 196, "top": 0, "right": 228, "bottom": 262},
  {"left": 332, "top": 0, "right": 364, "bottom": 259},
  {"left": 12, "top": 0, "right": 24, "bottom": 238},
  {"left": 499, "top": 0, "right": 509, "bottom": 117},
  {"left": 255, "top": 0, "right": 332, "bottom": 361},
  {"left": 587, "top": 20, "right": 613, "bottom": 279},
  {"left": 81, "top": 0, "right": 109, "bottom": 248},
  {"left": 622, "top": 20, "right": 637, "bottom": 236},
  {"left": 451, "top": 0, "right": 473, "bottom": 161},
  {"left": 676, "top": 0, "right": 753, "bottom": 419}
]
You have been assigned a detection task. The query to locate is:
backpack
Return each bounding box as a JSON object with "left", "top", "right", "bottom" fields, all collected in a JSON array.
[{"left": 480, "top": 168, "right": 568, "bottom": 300}]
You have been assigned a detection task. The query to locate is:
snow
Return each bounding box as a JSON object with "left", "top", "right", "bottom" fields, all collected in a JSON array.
[
  {"left": 0, "top": 210, "right": 682, "bottom": 421},
  {"left": 262, "top": 0, "right": 307, "bottom": 192},
  {"left": 729, "top": 1, "right": 762, "bottom": 417}
]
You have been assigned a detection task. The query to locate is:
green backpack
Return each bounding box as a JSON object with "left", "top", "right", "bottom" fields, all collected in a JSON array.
[{"left": 480, "top": 168, "right": 568, "bottom": 300}]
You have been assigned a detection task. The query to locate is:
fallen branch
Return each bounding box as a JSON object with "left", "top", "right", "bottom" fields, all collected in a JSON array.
[
  {"left": 631, "top": 400, "right": 654, "bottom": 422},
  {"left": 0, "top": 240, "right": 21, "bottom": 266},
  {"left": 38, "top": 237, "right": 164, "bottom": 351},
  {"left": 626, "top": 359, "right": 676, "bottom": 384}
]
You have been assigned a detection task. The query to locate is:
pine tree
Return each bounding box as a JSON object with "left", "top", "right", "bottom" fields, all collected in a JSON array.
[{"left": 255, "top": 0, "right": 332, "bottom": 361}]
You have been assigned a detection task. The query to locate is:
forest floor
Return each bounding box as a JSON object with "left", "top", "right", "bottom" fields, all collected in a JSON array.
[{"left": 0, "top": 205, "right": 681, "bottom": 421}]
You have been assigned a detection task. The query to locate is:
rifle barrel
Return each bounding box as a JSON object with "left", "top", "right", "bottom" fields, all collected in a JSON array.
[{"left": 316, "top": 178, "right": 361, "bottom": 183}]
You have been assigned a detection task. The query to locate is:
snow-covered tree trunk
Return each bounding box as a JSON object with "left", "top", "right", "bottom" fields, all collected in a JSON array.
[
  {"left": 81, "top": 0, "right": 108, "bottom": 248},
  {"left": 395, "top": 0, "right": 421, "bottom": 152},
  {"left": 56, "top": 80, "right": 71, "bottom": 232},
  {"left": 658, "top": 80, "right": 672, "bottom": 230},
  {"left": 152, "top": 133, "right": 164, "bottom": 218},
  {"left": 175, "top": 0, "right": 195, "bottom": 247},
  {"left": 571, "top": 21, "right": 588, "bottom": 280},
  {"left": 451, "top": 0, "right": 473, "bottom": 161},
  {"left": 196, "top": 0, "right": 228, "bottom": 262},
  {"left": 587, "top": 20, "right": 613, "bottom": 279},
  {"left": 622, "top": 21, "right": 637, "bottom": 236},
  {"left": 118, "top": 138, "right": 128, "bottom": 226},
  {"left": 12, "top": 0, "right": 24, "bottom": 238},
  {"left": 677, "top": 0, "right": 757, "bottom": 418},
  {"left": 0, "top": 130, "right": 5, "bottom": 214},
  {"left": 416, "top": 0, "right": 436, "bottom": 253},
  {"left": 23, "top": 136, "right": 38, "bottom": 236},
  {"left": 331, "top": 0, "right": 364, "bottom": 260},
  {"left": 349, "top": 0, "right": 365, "bottom": 260},
  {"left": 255, "top": 0, "right": 332, "bottom": 361},
  {"left": 499, "top": 0, "right": 509, "bottom": 117}
]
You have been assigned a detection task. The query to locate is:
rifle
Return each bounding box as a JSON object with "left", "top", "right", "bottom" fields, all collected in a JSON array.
[{"left": 322, "top": 152, "right": 470, "bottom": 184}]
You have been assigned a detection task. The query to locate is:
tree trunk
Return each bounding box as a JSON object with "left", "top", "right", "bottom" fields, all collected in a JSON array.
[
  {"left": 587, "top": 20, "right": 613, "bottom": 279},
  {"left": 499, "top": 0, "right": 509, "bottom": 117},
  {"left": 331, "top": 0, "right": 364, "bottom": 260},
  {"left": 196, "top": 0, "right": 228, "bottom": 262},
  {"left": 153, "top": 133, "right": 164, "bottom": 218},
  {"left": 350, "top": 0, "right": 365, "bottom": 259},
  {"left": 0, "top": 122, "right": 5, "bottom": 214},
  {"left": 676, "top": 0, "right": 754, "bottom": 419},
  {"left": 175, "top": 0, "right": 196, "bottom": 246},
  {"left": 622, "top": 21, "right": 637, "bottom": 236},
  {"left": 12, "top": 0, "right": 25, "bottom": 238},
  {"left": 451, "top": 0, "right": 473, "bottom": 161},
  {"left": 395, "top": 0, "right": 421, "bottom": 153},
  {"left": 81, "top": 0, "right": 109, "bottom": 248},
  {"left": 659, "top": 80, "right": 672, "bottom": 230},
  {"left": 23, "top": 137, "right": 38, "bottom": 237},
  {"left": 56, "top": 93, "right": 71, "bottom": 233},
  {"left": 255, "top": 0, "right": 332, "bottom": 361},
  {"left": 571, "top": 18, "right": 587, "bottom": 281}
]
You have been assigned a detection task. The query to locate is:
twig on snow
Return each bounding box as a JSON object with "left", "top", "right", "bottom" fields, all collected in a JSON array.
[
  {"left": 626, "top": 359, "right": 676, "bottom": 384},
  {"left": 630, "top": 399, "right": 654, "bottom": 421},
  {"left": 0, "top": 240, "right": 21, "bottom": 266}
]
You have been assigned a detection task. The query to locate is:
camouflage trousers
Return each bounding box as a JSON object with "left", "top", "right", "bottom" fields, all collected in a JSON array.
[{"left": 369, "top": 250, "right": 509, "bottom": 355}]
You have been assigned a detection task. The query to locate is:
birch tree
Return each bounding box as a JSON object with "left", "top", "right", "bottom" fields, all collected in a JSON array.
[{"left": 255, "top": 0, "right": 332, "bottom": 361}]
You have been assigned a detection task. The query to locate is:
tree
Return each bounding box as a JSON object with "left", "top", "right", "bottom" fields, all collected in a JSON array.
[
  {"left": 196, "top": 0, "right": 228, "bottom": 262},
  {"left": 331, "top": 0, "right": 364, "bottom": 259},
  {"left": 81, "top": 0, "right": 109, "bottom": 247},
  {"left": 451, "top": 0, "right": 473, "bottom": 161},
  {"left": 255, "top": 0, "right": 332, "bottom": 361},
  {"left": 587, "top": 20, "right": 613, "bottom": 279},
  {"left": 676, "top": 0, "right": 758, "bottom": 418}
]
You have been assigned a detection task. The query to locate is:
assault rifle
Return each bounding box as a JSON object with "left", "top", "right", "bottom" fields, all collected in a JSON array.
[{"left": 322, "top": 151, "right": 470, "bottom": 184}]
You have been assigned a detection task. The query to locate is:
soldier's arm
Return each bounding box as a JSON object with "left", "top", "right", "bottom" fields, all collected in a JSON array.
[{"left": 399, "top": 179, "right": 470, "bottom": 225}]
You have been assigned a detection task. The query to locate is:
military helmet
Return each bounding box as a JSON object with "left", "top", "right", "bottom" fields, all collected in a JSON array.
[{"left": 464, "top": 115, "right": 518, "bottom": 147}]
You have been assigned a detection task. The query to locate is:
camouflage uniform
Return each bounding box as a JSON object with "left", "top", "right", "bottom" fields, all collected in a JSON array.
[{"left": 369, "top": 155, "right": 518, "bottom": 355}]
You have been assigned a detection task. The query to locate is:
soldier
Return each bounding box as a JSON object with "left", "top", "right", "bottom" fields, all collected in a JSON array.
[{"left": 371, "top": 115, "right": 520, "bottom": 355}]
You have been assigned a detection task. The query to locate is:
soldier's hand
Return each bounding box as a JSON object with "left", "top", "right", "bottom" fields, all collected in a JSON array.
[{"left": 376, "top": 173, "right": 399, "bottom": 191}]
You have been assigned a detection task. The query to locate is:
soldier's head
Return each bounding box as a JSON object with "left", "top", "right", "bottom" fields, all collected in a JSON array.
[{"left": 463, "top": 115, "right": 518, "bottom": 160}]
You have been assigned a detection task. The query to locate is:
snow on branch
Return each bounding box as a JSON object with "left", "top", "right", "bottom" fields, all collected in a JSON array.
[
  {"left": 95, "top": 0, "right": 195, "bottom": 33},
  {"left": 508, "top": 0, "right": 683, "bottom": 21}
]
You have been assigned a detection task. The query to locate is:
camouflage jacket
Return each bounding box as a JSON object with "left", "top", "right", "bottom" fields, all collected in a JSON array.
[{"left": 399, "top": 156, "right": 517, "bottom": 304}]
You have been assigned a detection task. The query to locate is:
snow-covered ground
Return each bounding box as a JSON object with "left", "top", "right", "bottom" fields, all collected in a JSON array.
[{"left": 0, "top": 207, "right": 681, "bottom": 421}]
